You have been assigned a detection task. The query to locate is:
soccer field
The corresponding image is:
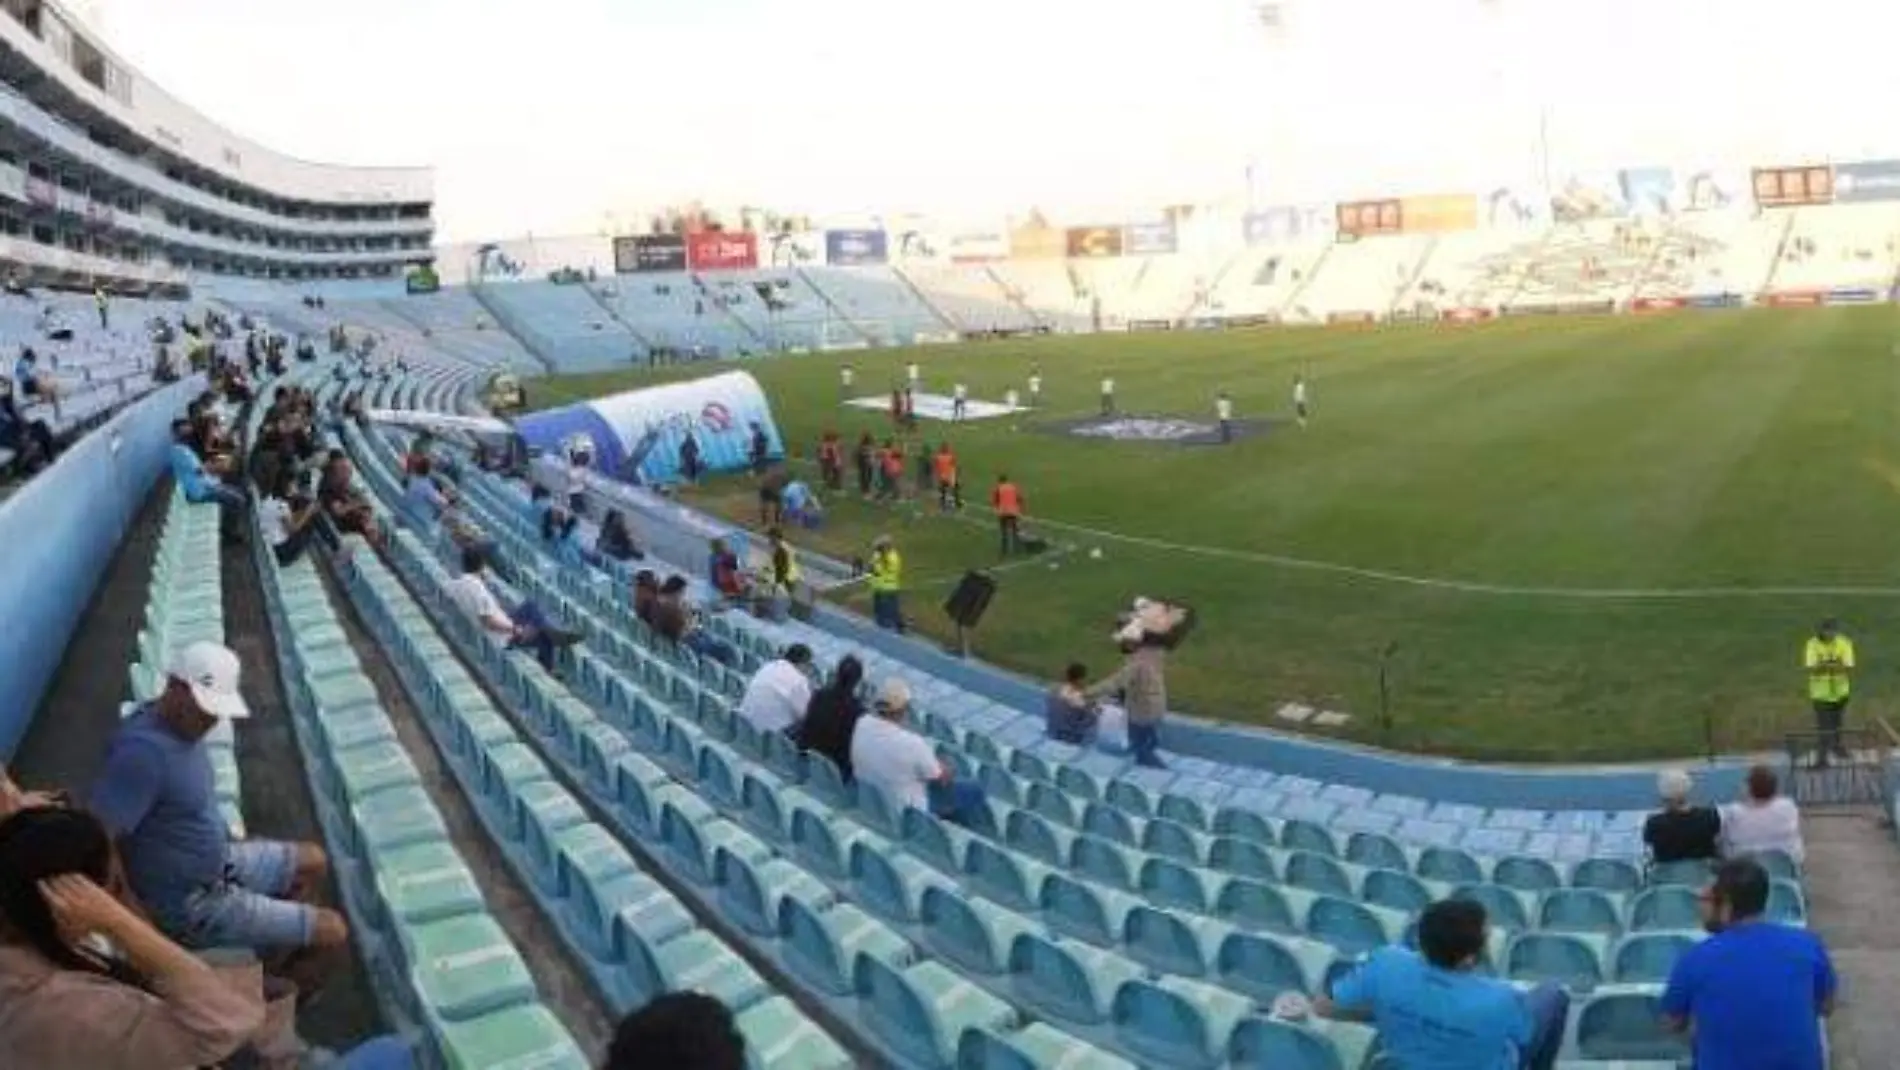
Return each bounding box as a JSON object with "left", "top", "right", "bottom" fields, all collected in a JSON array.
[{"left": 530, "top": 306, "right": 1900, "bottom": 761}]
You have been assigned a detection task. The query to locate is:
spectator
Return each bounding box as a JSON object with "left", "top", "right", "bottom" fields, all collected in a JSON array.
[
  {"left": 317, "top": 450, "right": 384, "bottom": 548},
  {"left": 1046, "top": 663, "right": 1098, "bottom": 744},
  {"left": 596, "top": 509, "right": 644, "bottom": 562},
  {"left": 170, "top": 419, "right": 244, "bottom": 543},
  {"left": 603, "top": 991, "right": 746, "bottom": 1070},
  {"left": 758, "top": 467, "right": 788, "bottom": 528},
  {"left": 524, "top": 484, "right": 555, "bottom": 531},
  {"left": 795, "top": 655, "right": 865, "bottom": 780},
  {"left": 651, "top": 576, "right": 737, "bottom": 666},
  {"left": 868, "top": 535, "right": 903, "bottom": 632},
  {"left": 14, "top": 348, "right": 62, "bottom": 413},
  {"left": 1720, "top": 765, "right": 1804, "bottom": 865},
  {"left": 853, "top": 432, "right": 875, "bottom": 498},
  {"left": 0, "top": 378, "right": 56, "bottom": 474},
  {"left": 748, "top": 422, "right": 769, "bottom": 475},
  {"left": 678, "top": 431, "right": 701, "bottom": 484},
  {"left": 707, "top": 539, "right": 749, "bottom": 602},
  {"left": 632, "top": 569, "right": 660, "bottom": 627},
  {"left": 1087, "top": 637, "right": 1171, "bottom": 769},
  {"left": 1662, "top": 857, "right": 1835, "bottom": 1069},
  {"left": 780, "top": 479, "right": 820, "bottom": 528},
  {"left": 1644, "top": 768, "right": 1722, "bottom": 865},
  {"left": 565, "top": 453, "right": 589, "bottom": 517},
  {"left": 444, "top": 547, "right": 584, "bottom": 671},
  {"left": 761, "top": 528, "right": 800, "bottom": 621},
  {"left": 87, "top": 644, "right": 350, "bottom": 968},
  {"left": 0, "top": 805, "right": 263, "bottom": 1069},
  {"left": 258, "top": 473, "right": 332, "bottom": 568},
  {"left": 737, "top": 645, "right": 814, "bottom": 735},
  {"left": 1316, "top": 898, "right": 1568, "bottom": 1070},
  {"left": 542, "top": 504, "right": 601, "bottom": 570},
  {"left": 850, "top": 679, "right": 986, "bottom": 827}
]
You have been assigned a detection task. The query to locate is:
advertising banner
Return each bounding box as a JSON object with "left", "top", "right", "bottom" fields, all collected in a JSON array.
[
  {"left": 1502, "top": 299, "right": 1616, "bottom": 316},
  {"left": 1618, "top": 168, "right": 1676, "bottom": 217},
  {"left": 1399, "top": 193, "right": 1478, "bottom": 234},
  {"left": 615, "top": 233, "right": 687, "bottom": 274},
  {"left": 1243, "top": 206, "right": 1304, "bottom": 246},
  {"left": 1753, "top": 165, "right": 1833, "bottom": 208},
  {"left": 1688, "top": 293, "right": 1743, "bottom": 309},
  {"left": 1337, "top": 200, "right": 1402, "bottom": 238},
  {"left": 1126, "top": 319, "right": 1175, "bottom": 332},
  {"left": 1630, "top": 296, "right": 1686, "bottom": 312},
  {"left": 1441, "top": 307, "right": 1495, "bottom": 322},
  {"left": 947, "top": 229, "right": 1008, "bottom": 262},
  {"left": 1827, "top": 288, "right": 1882, "bottom": 305},
  {"left": 1680, "top": 169, "right": 1745, "bottom": 212},
  {"left": 1065, "top": 226, "right": 1124, "bottom": 259},
  {"left": 1222, "top": 313, "right": 1279, "bottom": 328},
  {"left": 1123, "top": 221, "right": 1178, "bottom": 256},
  {"left": 1830, "top": 160, "right": 1900, "bottom": 203},
  {"left": 824, "top": 228, "right": 889, "bottom": 266},
  {"left": 685, "top": 231, "right": 759, "bottom": 271},
  {"left": 1761, "top": 290, "right": 1825, "bottom": 307},
  {"left": 762, "top": 231, "right": 823, "bottom": 267},
  {"left": 1549, "top": 173, "right": 1627, "bottom": 222},
  {"left": 1009, "top": 220, "right": 1065, "bottom": 260},
  {"left": 1327, "top": 310, "right": 1377, "bottom": 324},
  {"left": 1482, "top": 186, "right": 1549, "bottom": 228}
]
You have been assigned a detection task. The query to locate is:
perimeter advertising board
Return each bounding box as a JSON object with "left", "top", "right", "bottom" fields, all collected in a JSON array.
[
  {"left": 1399, "top": 193, "right": 1477, "bottom": 234},
  {"left": 1123, "top": 221, "right": 1178, "bottom": 255},
  {"left": 824, "top": 229, "right": 889, "bottom": 266},
  {"left": 685, "top": 231, "right": 759, "bottom": 271},
  {"left": 1831, "top": 160, "right": 1900, "bottom": 203},
  {"left": 1065, "top": 226, "right": 1124, "bottom": 258},
  {"left": 615, "top": 233, "right": 687, "bottom": 274}
]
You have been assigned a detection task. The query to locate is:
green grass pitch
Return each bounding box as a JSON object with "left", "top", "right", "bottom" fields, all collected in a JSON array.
[{"left": 530, "top": 305, "right": 1900, "bottom": 762}]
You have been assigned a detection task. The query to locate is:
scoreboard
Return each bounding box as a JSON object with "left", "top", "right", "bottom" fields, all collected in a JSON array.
[{"left": 1336, "top": 199, "right": 1402, "bottom": 238}]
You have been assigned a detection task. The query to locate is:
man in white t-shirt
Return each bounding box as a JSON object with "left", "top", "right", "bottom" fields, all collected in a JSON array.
[
  {"left": 258, "top": 475, "right": 331, "bottom": 567},
  {"left": 906, "top": 362, "right": 921, "bottom": 391},
  {"left": 1216, "top": 391, "right": 1235, "bottom": 444},
  {"left": 444, "top": 546, "right": 583, "bottom": 671},
  {"left": 1099, "top": 377, "right": 1116, "bottom": 417},
  {"left": 1027, "top": 366, "right": 1043, "bottom": 408},
  {"left": 565, "top": 453, "right": 589, "bottom": 517},
  {"left": 849, "top": 679, "right": 985, "bottom": 824},
  {"left": 1293, "top": 375, "right": 1310, "bottom": 428},
  {"left": 737, "top": 644, "right": 815, "bottom": 734},
  {"left": 839, "top": 362, "right": 855, "bottom": 401},
  {"left": 951, "top": 383, "right": 968, "bottom": 422}
]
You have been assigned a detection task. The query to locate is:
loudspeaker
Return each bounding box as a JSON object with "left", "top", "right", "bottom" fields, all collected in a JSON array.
[{"left": 943, "top": 570, "right": 997, "bottom": 629}]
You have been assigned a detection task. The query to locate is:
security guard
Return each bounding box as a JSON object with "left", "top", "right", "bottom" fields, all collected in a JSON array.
[
  {"left": 1802, "top": 618, "right": 1855, "bottom": 767},
  {"left": 868, "top": 535, "right": 904, "bottom": 633}
]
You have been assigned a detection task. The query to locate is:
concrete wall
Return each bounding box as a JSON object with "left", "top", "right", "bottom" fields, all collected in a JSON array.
[{"left": 0, "top": 378, "right": 200, "bottom": 760}]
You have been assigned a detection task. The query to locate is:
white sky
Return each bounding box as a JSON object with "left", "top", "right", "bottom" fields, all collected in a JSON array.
[{"left": 83, "top": 0, "right": 1900, "bottom": 242}]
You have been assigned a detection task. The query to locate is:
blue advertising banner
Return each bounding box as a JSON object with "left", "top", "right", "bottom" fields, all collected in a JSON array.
[
  {"left": 824, "top": 229, "right": 889, "bottom": 266},
  {"left": 1830, "top": 160, "right": 1900, "bottom": 203},
  {"left": 1123, "top": 221, "right": 1178, "bottom": 255},
  {"left": 1827, "top": 287, "right": 1882, "bottom": 304},
  {"left": 1242, "top": 206, "right": 1305, "bottom": 246},
  {"left": 1618, "top": 167, "right": 1675, "bottom": 216},
  {"left": 1688, "top": 293, "right": 1743, "bottom": 309}
]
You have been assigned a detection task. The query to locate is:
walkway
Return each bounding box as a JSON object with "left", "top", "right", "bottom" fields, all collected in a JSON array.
[{"left": 1800, "top": 808, "right": 1900, "bottom": 1069}]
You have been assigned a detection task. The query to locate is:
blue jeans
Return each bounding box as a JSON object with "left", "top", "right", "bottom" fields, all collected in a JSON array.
[
  {"left": 1521, "top": 982, "right": 1569, "bottom": 1070},
  {"left": 166, "top": 840, "right": 316, "bottom": 951},
  {"left": 1128, "top": 721, "right": 1165, "bottom": 768},
  {"left": 685, "top": 630, "right": 737, "bottom": 666},
  {"left": 872, "top": 591, "right": 903, "bottom": 632},
  {"left": 928, "top": 779, "right": 986, "bottom": 827},
  {"left": 340, "top": 1036, "right": 415, "bottom": 1070},
  {"left": 508, "top": 599, "right": 558, "bottom": 670}
]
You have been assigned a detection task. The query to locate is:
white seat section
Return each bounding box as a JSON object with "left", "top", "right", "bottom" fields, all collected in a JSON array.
[
  {"left": 1292, "top": 234, "right": 1434, "bottom": 320},
  {"left": 894, "top": 262, "right": 1033, "bottom": 331},
  {"left": 1767, "top": 203, "right": 1900, "bottom": 294}
]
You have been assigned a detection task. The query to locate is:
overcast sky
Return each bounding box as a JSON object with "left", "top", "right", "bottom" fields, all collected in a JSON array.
[{"left": 83, "top": 0, "right": 1900, "bottom": 241}]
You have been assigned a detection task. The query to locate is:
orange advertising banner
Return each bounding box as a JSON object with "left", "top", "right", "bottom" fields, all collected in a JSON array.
[
  {"left": 1009, "top": 221, "right": 1065, "bottom": 259},
  {"left": 1753, "top": 165, "right": 1833, "bottom": 207},
  {"left": 1399, "top": 193, "right": 1478, "bottom": 234}
]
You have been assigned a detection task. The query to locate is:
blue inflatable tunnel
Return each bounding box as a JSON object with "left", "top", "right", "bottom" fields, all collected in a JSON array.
[{"left": 512, "top": 370, "right": 784, "bottom": 484}]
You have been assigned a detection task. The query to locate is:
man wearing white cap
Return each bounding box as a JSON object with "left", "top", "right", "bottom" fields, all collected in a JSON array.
[
  {"left": 850, "top": 678, "right": 986, "bottom": 826},
  {"left": 88, "top": 642, "right": 348, "bottom": 959}
]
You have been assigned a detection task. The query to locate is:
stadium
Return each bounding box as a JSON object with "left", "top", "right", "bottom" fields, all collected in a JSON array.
[{"left": 0, "top": 1, "right": 1893, "bottom": 1069}]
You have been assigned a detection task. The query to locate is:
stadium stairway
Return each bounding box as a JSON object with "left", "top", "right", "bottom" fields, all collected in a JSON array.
[{"left": 346, "top": 361, "right": 1836, "bottom": 1068}]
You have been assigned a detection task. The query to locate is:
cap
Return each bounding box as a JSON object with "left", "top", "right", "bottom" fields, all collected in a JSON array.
[
  {"left": 166, "top": 642, "right": 251, "bottom": 720},
  {"left": 872, "top": 535, "right": 893, "bottom": 550},
  {"left": 877, "top": 678, "right": 911, "bottom": 712}
]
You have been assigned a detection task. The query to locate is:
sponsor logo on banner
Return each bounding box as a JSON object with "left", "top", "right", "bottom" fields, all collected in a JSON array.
[
  {"left": 1222, "top": 313, "right": 1279, "bottom": 328},
  {"left": 1399, "top": 194, "right": 1478, "bottom": 234},
  {"left": 1830, "top": 160, "right": 1900, "bottom": 203},
  {"left": 23, "top": 176, "right": 55, "bottom": 209},
  {"left": 686, "top": 231, "right": 758, "bottom": 271},
  {"left": 1630, "top": 297, "right": 1687, "bottom": 312},
  {"left": 1123, "top": 222, "right": 1178, "bottom": 255},
  {"left": 1502, "top": 299, "right": 1616, "bottom": 316},
  {"left": 1827, "top": 288, "right": 1881, "bottom": 305},
  {"left": 1126, "top": 319, "right": 1174, "bottom": 332},
  {"left": 1761, "top": 290, "right": 1825, "bottom": 307},
  {"left": 948, "top": 230, "right": 1008, "bottom": 262},
  {"left": 700, "top": 401, "right": 735, "bottom": 433},
  {"left": 1687, "top": 293, "right": 1743, "bottom": 309},
  {"left": 615, "top": 234, "right": 687, "bottom": 274},
  {"left": 1328, "top": 310, "right": 1377, "bottom": 324},
  {"left": 1442, "top": 307, "right": 1495, "bottom": 322},
  {"left": 1073, "top": 417, "right": 1217, "bottom": 442},
  {"left": 1065, "top": 226, "right": 1123, "bottom": 258},
  {"left": 824, "top": 229, "right": 888, "bottom": 266}
]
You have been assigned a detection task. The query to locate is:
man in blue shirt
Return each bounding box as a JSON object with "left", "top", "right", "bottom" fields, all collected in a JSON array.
[
  {"left": 1318, "top": 898, "right": 1568, "bottom": 1070},
  {"left": 170, "top": 418, "right": 245, "bottom": 511},
  {"left": 1662, "top": 857, "right": 1835, "bottom": 1069},
  {"left": 88, "top": 643, "right": 349, "bottom": 965}
]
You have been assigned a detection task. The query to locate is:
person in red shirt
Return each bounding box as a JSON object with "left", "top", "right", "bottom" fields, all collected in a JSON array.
[
  {"left": 817, "top": 431, "right": 844, "bottom": 491},
  {"left": 879, "top": 440, "right": 905, "bottom": 502},
  {"left": 932, "top": 443, "right": 962, "bottom": 513},
  {"left": 992, "top": 474, "right": 1024, "bottom": 556}
]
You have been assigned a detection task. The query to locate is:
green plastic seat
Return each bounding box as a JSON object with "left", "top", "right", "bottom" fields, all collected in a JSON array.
[
  {"left": 401, "top": 913, "right": 536, "bottom": 1021},
  {"left": 318, "top": 705, "right": 397, "bottom": 755},
  {"left": 308, "top": 672, "right": 381, "bottom": 714},
  {"left": 646, "top": 928, "right": 770, "bottom": 1010},
  {"left": 732, "top": 996, "right": 851, "bottom": 1070},
  {"left": 334, "top": 741, "right": 423, "bottom": 802},
  {"left": 434, "top": 1002, "right": 590, "bottom": 1070},
  {"left": 373, "top": 840, "right": 486, "bottom": 926},
  {"left": 354, "top": 785, "right": 450, "bottom": 857},
  {"left": 961, "top": 1022, "right": 1138, "bottom": 1070}
]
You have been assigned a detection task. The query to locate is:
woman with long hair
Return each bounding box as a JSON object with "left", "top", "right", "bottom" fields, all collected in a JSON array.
[
  {"left": 794, "top": 656, "right": 866, "bottom": 781},
  {"left": 0, "top": 805, "right": 262, "bottom": 1068}
]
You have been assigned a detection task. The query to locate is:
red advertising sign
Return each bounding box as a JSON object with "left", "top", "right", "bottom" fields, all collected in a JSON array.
[
  {"left": 1441, "top": 307, "right": 1494, "bottom": 322},
  {"left": 1762, "top": 291, "right": 1824, "bottom": 307},
  {"left": 1630, "top": 297, "right": 1686, "bottom": 312},
  {"left": 685, "top": 231, "right": 758, "bottom": 271}
]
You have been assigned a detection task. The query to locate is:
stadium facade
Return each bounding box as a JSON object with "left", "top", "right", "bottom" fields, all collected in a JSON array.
[{"left": 0, "top": 0, "right": 433, "bottom": 292}]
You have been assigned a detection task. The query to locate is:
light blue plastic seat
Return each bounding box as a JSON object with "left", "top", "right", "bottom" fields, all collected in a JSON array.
[
  {"left": 1142, "top": 817, "right": 1210, "bottom": 865},
  {"left": 1054, "top": 764, "right": 1104, "bottom": 802},
  {"left": 716, "top": 849, "right": 835, "bottom": 938},
  {"left": 1345, "top": 831, "right": 1408, "bottom": 872},
  {"left": 1155, "top": 792, "right": 1209, "bottom": 831},
  {"left": 1646, "top": 859, "right": 1713, "bottom": 888},
  {"left": 1494, "top": 856, "right": 1565, "bottom": 894},
  {"left": 607, "top": 880, "right": 696, "bottom": 984},
  {"left": 851, "top": 841, "right": 951, "bottom": 924},
  {"left": 695, "top": 744, "right": 742, "bottom": 808},
  {"left": 1629, "top": 886, "right": 1700, "bottom": 931},
  {"left": 1572, "top": 857, "right": 1643, "bottom": 893},
  {"left": 1026, "top": 782, "right": 1079, "bottom": 828},
  {"left": 1082, "top": 802, "right": 1140, "bottom": 847},
  {"left": 1007, "top": 933, "right": 1143, "bottom": 1026},
  {"left": 1139, "top": 857, "right": 1221, "bottom": 913},
  {"left": 1071, "top": 835, "right": 1138, "bottom": 891},
  {"left": 956, "top": 1023, "right": 1137, "bottom": 1070},
  {"left": 1571, "top": 986, "right": 1689, "bottom": 1062},
  {"left": 1750, "top": 848, "right": 1802, "bottom": 882},
  {"left": 855, "top": 957, "right": 1019, "bottom": 1070},
  {"left": 1767, "top": 878, "right": 1807, "bottom": 924},
  {"left": 789, "top": 807, "right": 866, "bottom": 881},
  {"left": 737, "top": 772, "right": 790, "bottom": 843},
  {"left": 1610, "top": 931, "right": 1700, "bottom": 983},
  {"left": 611, "top": 752, "right": 672, "bottom": 837},
  {"left": 1279, "top": 818, "right": 1339, "bottom": 857},
  {"left": 1285, "top": 851, "right": 1356, "bottom": 898},
  {"left": 966, "top": 839, "right": 1052, "bottom": 912},
  {"left": 920, "top": 886, "right": 1034, "bottom": 976},
  {"left": 1041, "top": 873, "right": 1142, "bottom": 947},
  {"left": 1416, "top": 845, "right": 1486, "bottom": 884},
  {"left": 1112, "top": 976, "right": 1248, "bottom": 1070},
  {"left": 1306, "top": 895, "right": 1394, "bottom": 956},
  {"left": 1505, "top": 931, "right": 1606, "bottom": 989},
  {"left": 1009, "top": 748, "right": 1054, "bottom": 784},
  {"left": 1540, "top": 887, "right": 1625, "bottom": 934},
  {"left": 1212, "top": 806, "right": 1278, "bottom": 845},
  {"left": 1005, "top": 809, "right": 1072, "bottom": 868},
  {"left": 1214, "top": 878, "right": 1298, "bottom": 933},
  {"left": 1229, "top": 1017, "right": 1352, "bottom": 1070},
  {"left": 1215, "top": 930, "right": 1333, "bottom": 1002},
  {"left": 1361, "top": 868, "right": 1434, "bottom": 914},
  {"left": 515, "top": 782, "right": 590, "bottom": 886},
  {"left": 1125, "top": 905, "right": 1233, "bottom": 977},
  {"left": 856, "top": 783, "right": 910, "bottom": 839},
  {"left": 1209, "top": 836, "right": 1281, "bottom": 882},
  {"left": 1106, "top": 779, "right": 1156, "bottom": 819},
  {"left": 977, "top": 763, "right": 1024, "bottom": 807},
  {"left": 734, "top": 995, "right": 852, "bottom": 1070},
  {"left": 779, "top": 898, "right": 911, "bottom": 997},
  {"left": 627, "top": 927, "right": 770, "bottom": 1012},
  {"left": 805, "top": 752, "right": 855, "bottom": 809},
  {"left": 401, "top": 913, "right": 537, "bottom": 1022},
  {"left": 904, "top": 807, "right": 973, "bottom": 877},
  {"left": 1452, "top": 882, "right": 1533, "bottom": 931}
]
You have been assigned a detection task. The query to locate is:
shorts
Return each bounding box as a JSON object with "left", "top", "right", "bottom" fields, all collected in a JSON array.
[{"left": 171, "top": 840, "right": 316, "bottom": 950}]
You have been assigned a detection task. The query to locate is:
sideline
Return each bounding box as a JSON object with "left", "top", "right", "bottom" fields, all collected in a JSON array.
[{"left": 769, "top": 458, "right": 1900, "bottom": 601}]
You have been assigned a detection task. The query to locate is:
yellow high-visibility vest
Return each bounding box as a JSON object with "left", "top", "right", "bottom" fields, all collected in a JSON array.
[{"left": 1804, "top": 635, "right": 1855, "bottom": 702}]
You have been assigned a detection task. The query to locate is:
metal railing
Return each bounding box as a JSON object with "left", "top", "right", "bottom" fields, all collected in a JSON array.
[{"left": 1782, "top": 725, "right": 1894, "bottom": 807}]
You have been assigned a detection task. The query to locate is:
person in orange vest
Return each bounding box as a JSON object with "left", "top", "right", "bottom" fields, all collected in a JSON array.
[
  {"left": 817, "top": 430, "right": 844, "bottom": 491},
  {"left": 879, "top": 439, "right": 905, "bottom": 501},
  {"left": 992, "top": 473, "right": 1025, "bottom": 557},
  {"left": 932, "top": 443, "right": 962, "bottom": 512}
]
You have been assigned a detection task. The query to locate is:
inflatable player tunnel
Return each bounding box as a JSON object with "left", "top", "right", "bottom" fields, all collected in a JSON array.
[{"left": 512, "top": 370, "right": 785, "bottom": 484}]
